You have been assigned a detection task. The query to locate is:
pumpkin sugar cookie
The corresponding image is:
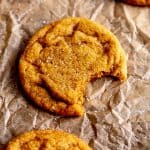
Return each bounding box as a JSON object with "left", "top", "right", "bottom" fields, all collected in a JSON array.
[
  {"left": 6, "top": 130, "right": 92, "bottom": 150},
  {"left": 121, "top": 0, "right": 150, "bottom": 6},
  {"left": 19, "top": 17, "right": 127, "bottom": 116}
]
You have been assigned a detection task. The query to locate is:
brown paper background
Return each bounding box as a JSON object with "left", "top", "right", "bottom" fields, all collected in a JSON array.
[{"left": 0, "top": 0, "right": 150, "bottom": 149}]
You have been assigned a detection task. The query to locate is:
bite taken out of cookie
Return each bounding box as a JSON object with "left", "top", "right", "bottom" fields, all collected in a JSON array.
[{"left": 19, "top": 17, "right": 127, "bottom": 117}]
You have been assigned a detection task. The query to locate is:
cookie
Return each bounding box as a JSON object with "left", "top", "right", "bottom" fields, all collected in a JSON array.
[
  {"left": 121, "top": 0, "right": 150, "bottom": 6},
  {"left": 19, "top": 17, "right": 127, "bottom": 116},
  {"left": 6, "top": 130, "right": 92, "bottom": 150}
]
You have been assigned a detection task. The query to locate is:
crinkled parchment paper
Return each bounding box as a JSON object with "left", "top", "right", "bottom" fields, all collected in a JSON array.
[{"left": 0, "top": 0, "right": 150, "bottom": 149}]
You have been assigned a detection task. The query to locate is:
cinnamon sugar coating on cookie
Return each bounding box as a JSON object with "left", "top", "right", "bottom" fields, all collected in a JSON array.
[
  {"left": 19, "top": 17, "right": 127, "bottom": 116},
  {"left": 6, "top": 130, "right": 92, "bottom": 150}
]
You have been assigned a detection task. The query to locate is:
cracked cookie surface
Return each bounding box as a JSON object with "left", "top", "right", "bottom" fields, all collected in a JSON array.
[
  {"left": 19, "top": 17, "right": 127, "bottom": 116},
  {"left": 6, "top": 130, "right": 92, "bottom": 150}
]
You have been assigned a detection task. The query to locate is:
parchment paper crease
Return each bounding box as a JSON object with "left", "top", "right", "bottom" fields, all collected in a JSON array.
[{"left": 0, "top": 0, "right": 150, "bottom": 149}]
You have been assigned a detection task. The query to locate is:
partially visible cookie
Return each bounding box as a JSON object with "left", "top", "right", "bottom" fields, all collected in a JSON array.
[
  {"left": 6, "top": 130, "right": 92, "bottom": 150},
  {"left": 121, "top": 0, "right": 150, "bottom": 6},
  {"left": 19, "top": 17, "right": 127, "bottom": 116}
]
